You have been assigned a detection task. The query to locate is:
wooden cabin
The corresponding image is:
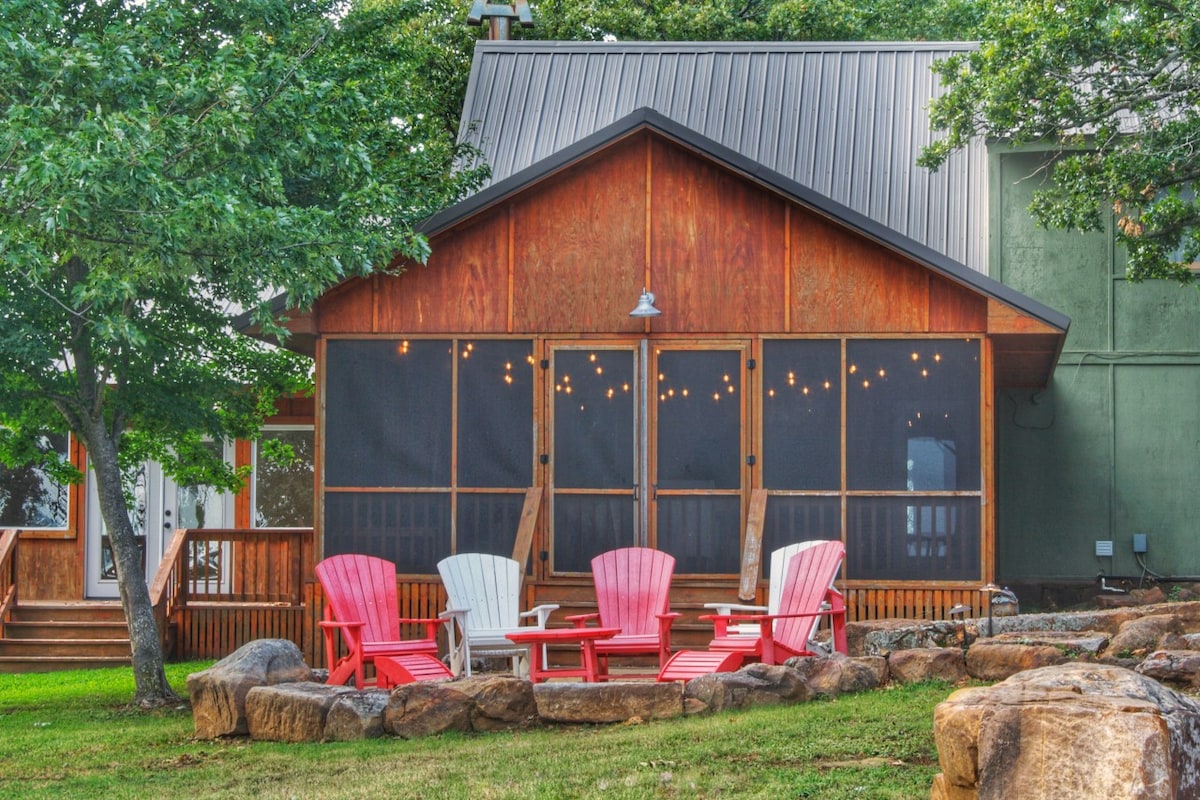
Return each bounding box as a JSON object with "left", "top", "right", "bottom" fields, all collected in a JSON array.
[
  {"left": 273, "top": 107, "right": 1066, "bottom": 659},
  {"left": 2, "top": 41, "right": 1078, "bottom": 670}
]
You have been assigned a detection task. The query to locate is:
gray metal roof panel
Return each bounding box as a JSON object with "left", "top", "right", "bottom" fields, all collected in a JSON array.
[{"left": 459, "top": 39, "right": 988, "bottom": 271}]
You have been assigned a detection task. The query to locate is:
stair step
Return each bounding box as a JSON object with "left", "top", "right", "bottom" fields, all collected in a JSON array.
[
  {"left": 0, "top": 638, "right": 132, "bottom": 659},
  {"left": 11, "top": 602, "right": 127, "bottom": 624},
  {"left": 4, "top": 620, "right": 130, "bottom": 640},
  {"left": 0, "top": 655, "right": 132, "bottom": 674}
]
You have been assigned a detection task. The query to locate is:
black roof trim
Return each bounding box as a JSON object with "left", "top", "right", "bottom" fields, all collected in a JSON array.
[{"left": 421, "top": 106, "right": 1070, "bottom": 333}]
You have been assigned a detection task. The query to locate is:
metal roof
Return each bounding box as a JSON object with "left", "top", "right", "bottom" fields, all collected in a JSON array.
[{"left": 459, "top": 40, "right": 988, "bottom": 272}]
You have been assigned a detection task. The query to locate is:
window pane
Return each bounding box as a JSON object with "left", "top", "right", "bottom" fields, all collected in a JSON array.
[
  {"left": 0, "top": 433, "right": 70, "bottom": 529},
  {"left": 324, "top": 491, "right": 450, "bottom": 574},
  {"left": 553, "top": 349, "right": 635, "bottom": 490},
  {"left": 254, "top": 428, "right": 314, "bottom": 527},
  {"left": 553, "top": 494, "right": 635, "bottom": 573},
  {"left": 657, "top": 495, "right": 742, "bottom": 574},
  {"left": 456, "top": 493, "right": 524, "bottom": 556},
  {"left": 762, "top": 340, "right": 841, "bottom": 489},
  {"left": 656, "top": 350, "right": 741, "bottom": 490},
  {"left": 458, "top": 340, "right": 534, "bottom": 488},
  {"left": 846, "top": 340, "right": 980, "bottom": 491},
  {"left": 325, "top": 340, "right": 452, "bottom": 488},
  {"left": 847, "top": 496, "right": 981, "bottom": 581}
]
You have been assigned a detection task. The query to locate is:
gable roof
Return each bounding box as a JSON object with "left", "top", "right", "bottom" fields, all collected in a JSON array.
[
  {"left": 428, "top": 105, "right": 1069, "bottom": 337},
  {"left": 459, "top": 40, "right": 986, "bottom": 271}
]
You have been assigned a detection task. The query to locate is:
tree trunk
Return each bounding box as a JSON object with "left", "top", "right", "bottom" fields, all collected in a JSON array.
[{"left": 85, "top": 425, "right": 181, "bottom": 708}]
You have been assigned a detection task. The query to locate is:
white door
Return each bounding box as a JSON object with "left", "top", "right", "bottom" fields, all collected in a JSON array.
[{"left": 85, "top": 443, "right": 234, "bottom": 599}]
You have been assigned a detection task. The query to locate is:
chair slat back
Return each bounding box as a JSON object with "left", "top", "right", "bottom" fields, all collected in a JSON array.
[
  {"left": 315, "top": 554, "right": 401, "bottom": 645},
  {"left": 772, "top": 540, "right": 845, "bottom": 651},
  {"left": 438, "top": 553, "right": 520, "bottom": 631},
  {"left": 591, "top": 547, "right": 674, "bottom": 636}
]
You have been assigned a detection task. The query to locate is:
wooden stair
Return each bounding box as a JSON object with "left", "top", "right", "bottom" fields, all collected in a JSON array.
[{"left": 0, "top": 601, "right": 132, "bottom": 673}]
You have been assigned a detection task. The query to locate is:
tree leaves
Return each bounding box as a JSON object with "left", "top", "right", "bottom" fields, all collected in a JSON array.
[{"left": 922, "top": 0, "right": 1200, "bottom": 283}]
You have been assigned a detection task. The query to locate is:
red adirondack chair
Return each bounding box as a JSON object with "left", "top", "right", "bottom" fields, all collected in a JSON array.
[
  {"left": 658, "top": 540, "right": 847, "bottom": 681},
  {"left": 567, "top": 547, "right": 681, "bottom": 679},
  {"left": 315, "top": 554, "right": 447, "bottom": 688},
  {"left": 707, "top": 539, "right": 848, "bottom": 664}
]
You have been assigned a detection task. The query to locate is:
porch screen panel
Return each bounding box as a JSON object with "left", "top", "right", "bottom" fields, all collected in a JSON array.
[
  {"left": 846, "top": 340, "right": 980, "bottom": 491},
  {"left": 761, "top": 496, "right": 841, "bottom": 574},
  {"left": 553, "top": 495, "right": 635, "bottom": 573},
  {"left": 457, "top": 340, "right": 534, "bottom": 488},
  {"left": 324, "top": 492, "right": 450, "bottom": 574},
  {"left": 846, "top": 496, "right": 980, "bottom": 580},
  {"left": 762, "top": 340, "right": 840, "bottom": 490},
  {"left": 655, "top": 350, "right": 742, "bottom": 574},
  {"left": 456, "top": 493, "right": 525, "bottom": 556},
  {"left": 656, "top": 496, "right": 742, "bottom": 574},
  {"left": 324, "top": 339, "right": 452, "bottom": 488},
  {"left": 553, "top": 350, "right": 635, "bottom": 489}
]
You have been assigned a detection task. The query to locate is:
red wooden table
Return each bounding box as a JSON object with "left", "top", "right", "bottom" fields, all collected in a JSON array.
[{"left": 505, "top": 627, "right": 622, "bottom": 683}]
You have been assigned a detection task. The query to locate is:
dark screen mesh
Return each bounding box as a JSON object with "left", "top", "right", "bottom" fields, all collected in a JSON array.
[
  {"left": 656, "top": 350, "right": 741, "bottom": 490},
  {"left": 456, "top": 492, "right": 525, "bottom": 556},
  {"left": 846, "top": 339, "right": 980, "bottom": 491},
  {"left": 846, "top": 496, "right": 980, "bottom": 581},
  {"left": 324, "top": 339, "right": 452, "bottom": 488},
  {"left": 553, "top": 349, "right": 635, "bottom": 490},
  {"left": 324, "top": 491, "right": 450, "bottom": 574},
  {"left": 457, "top": 340, "right": 534, "bottom": 488},
  {"left": 656, "top": 495, "right": 742, "bottom": 574},
  {"left": 761, "top": 340, "right": 841, "bottom": 490},
  {"left": 552, "top": 494, "right": 635, "bottom": 573}
]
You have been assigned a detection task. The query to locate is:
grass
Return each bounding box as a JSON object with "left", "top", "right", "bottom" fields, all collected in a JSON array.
[{"left": 0, "top": 663, "right": 955, "bottom": 800}]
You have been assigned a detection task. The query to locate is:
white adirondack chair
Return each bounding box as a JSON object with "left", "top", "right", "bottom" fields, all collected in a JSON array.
[
  {"left": 704, "top": 540, "right": 842, "bottom": 650},
  {"left": 437, "top": 553, "right": 559, "bottom": 677}
]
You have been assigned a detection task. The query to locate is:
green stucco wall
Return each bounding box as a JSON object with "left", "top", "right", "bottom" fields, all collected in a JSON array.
[{"left": 993, "top": 149, "right": 1200, "bottom": 583}]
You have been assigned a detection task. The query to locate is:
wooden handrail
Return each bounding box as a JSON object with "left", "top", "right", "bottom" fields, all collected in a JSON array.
[{"left": 0, "top": 529, "right": 19, "bottom": 638}]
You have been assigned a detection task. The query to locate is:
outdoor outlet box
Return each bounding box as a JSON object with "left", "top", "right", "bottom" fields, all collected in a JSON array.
[
  {"left": 1095, "top": 540, "right": 1114, "bottom": 557},
  {"left": 1133, "top": 533, "right": 1148, "bottom": 554}
]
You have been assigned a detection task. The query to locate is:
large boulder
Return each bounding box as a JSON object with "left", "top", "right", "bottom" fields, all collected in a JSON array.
[
  {"left": 784, "top": 653, "right": 888, "bottom": 697},
  {"left": 533, "top": 681, "right": 683, "bottom": 724},
  {"left": 1105, "top": 614, "right": 1184, "bottom": 661},
  {"left": 683, "top": 663, "right": 812, "bottom": 713},
  {"left": 964, "top": 638, "right": 1068, "bottom": 682},
  {"left": 187, "top": 639, "right": 314, "bottom": 738},
  {"left": 451, "top": 675, "right": 538, "bottom": 732},
  {"left": 1136, "top": 650, "right": 1200, "bottom": 689},
  {"left": 324, "top": 689, "right": 391, "bottom": 741},
  {"left": 384, "top": 680, "right": 475, "bottom": 739},
  {"left": 932, "top": 663, "right": 1200, "bottom": 800},
  {"left": 887, "top": 647, "right": 966, "bottom": 685},
  {"left": 245, "top": 681, "right": 358, "bottom": 742}
]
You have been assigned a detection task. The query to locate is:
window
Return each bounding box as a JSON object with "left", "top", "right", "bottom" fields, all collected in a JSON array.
[
  {"left": 0, "top": 433, "right": 70, "bottom": 529},
  {"left": 252, "top": 427, "right": 314, "bottom": 528}
]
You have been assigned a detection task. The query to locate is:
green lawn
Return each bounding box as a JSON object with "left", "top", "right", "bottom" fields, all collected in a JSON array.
[{"left": 0, "top": 663, "right": 953, "bottom": 799}]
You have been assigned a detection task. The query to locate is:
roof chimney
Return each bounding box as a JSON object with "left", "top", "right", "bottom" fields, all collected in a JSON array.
[{"left": 467, "top": 1, "right": 533, "bottom": 40}]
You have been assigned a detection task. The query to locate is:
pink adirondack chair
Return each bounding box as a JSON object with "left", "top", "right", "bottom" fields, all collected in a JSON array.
[
  {"left": 658, "top": 540, "right": 847, "bottom": 681},
  {"left": 709, "top": 538, "right": 847, "bottom": 663},
  {"left": 315, "top": 554, "right": 447, "bottom": 688},
  {"left": 566, "top": 547, "right": 681, "bottom": 679}
]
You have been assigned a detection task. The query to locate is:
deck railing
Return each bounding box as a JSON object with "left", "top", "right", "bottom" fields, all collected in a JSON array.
[
  {"left": 0, "top": 529, "right": 17, "bottom": 639},
  {"left": 149, "top": 527, "right": 315, "bottom": 660}
]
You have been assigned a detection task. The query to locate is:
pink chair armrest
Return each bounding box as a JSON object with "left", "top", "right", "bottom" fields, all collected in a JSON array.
[{"left": 566, "top": 612, "right": 600, "bottom": 628}]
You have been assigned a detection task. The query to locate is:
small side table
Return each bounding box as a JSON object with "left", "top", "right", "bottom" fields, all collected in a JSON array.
[{"left": 505, "top": 627, "right": 621, "bottom": 683}]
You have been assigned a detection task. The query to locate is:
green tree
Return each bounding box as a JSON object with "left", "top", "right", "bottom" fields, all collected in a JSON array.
[
  {"left": 920, "top": 0, "right": 1200, "bottom": 283},
  {"left": 0, "top": 0, "right": 482, "bottom": 706}
]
